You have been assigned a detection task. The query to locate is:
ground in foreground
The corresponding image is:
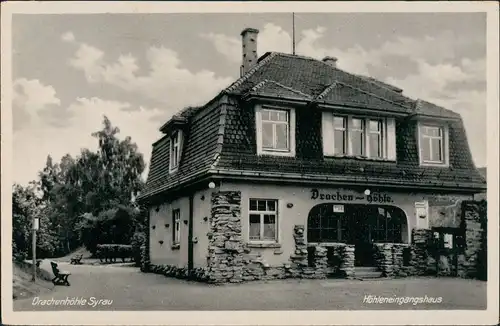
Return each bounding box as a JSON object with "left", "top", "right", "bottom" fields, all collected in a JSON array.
[{"left": 14, "top": 263, "right": 487, "bottom": 311}]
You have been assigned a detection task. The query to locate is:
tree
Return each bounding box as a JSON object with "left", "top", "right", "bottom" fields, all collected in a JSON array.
[
  {"left": 12, "top": 183, "right": 58, "bottom": 260},
  {"left": 13, "top": 115, "right": 146, "bottom": 258},
  {"left": 76, "top": 116, "right": 145, "bottom": 253}
]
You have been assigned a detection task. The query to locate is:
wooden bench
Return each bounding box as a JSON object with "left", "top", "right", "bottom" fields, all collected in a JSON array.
[
  {"left": 70, "top": 254, "right": 83, "bottom": 265},
  {"left": 50, "top": 261, "right": 71, "bottom": 286}
]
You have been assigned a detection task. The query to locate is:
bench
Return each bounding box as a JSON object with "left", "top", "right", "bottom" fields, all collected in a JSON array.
[
  {"left": 70, "top": 254, "right": 83, "bottom": 265},
  {"left": 50, "top": 261, "right": 71, "bottom": 286}
]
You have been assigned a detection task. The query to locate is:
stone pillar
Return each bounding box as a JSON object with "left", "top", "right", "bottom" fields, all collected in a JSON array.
[
  {"left": 392, "top": 244, "right": 405, "bottom": 276},
  {"left": 288, "top": 225, "right": 309, "bottom": 278},
  {"left": 411, "top": 228, "right": 433, "bottom": 276},
  {"left": 462, "top": 201, "right": 487, "bottom": 279},
  {"left": 340, "top": 244, "right": 355, "bottom": 278},
  {"left": 207, "top": 191, "right": 244, "bottom": 283},
  {"left": 140, "top": 244, "right": 150, "bottom": 272},
  {"left": 313, "top": 246, "right": 328, "bottom": 279},
  {"left": 141, "top": 209, "right": 151, "bottom": 273}
]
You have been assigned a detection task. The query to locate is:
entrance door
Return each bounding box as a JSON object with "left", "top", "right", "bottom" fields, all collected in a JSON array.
[{"left": 346, "top": 205, "right": 375, "bottom": 267}]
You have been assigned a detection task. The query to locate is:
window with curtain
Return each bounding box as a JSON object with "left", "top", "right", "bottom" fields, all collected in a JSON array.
[{"left": 249, "top": 199, "right": 278, "bottom": 242}]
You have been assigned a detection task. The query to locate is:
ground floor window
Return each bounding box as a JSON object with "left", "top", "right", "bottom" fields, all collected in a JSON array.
[
  {"left": 249, "top": 199, "right": 278, "bottom": 242},
  {"left": 307, "top": 204, "right": 406, "bottom": 244},
  {"left": 172, "top": 209, "right": 181, "bottom": 245}
]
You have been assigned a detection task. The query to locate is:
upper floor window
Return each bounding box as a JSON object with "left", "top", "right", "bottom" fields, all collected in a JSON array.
[
  {"left": 256, "top": 105, "right": 296, "bottom": 157},
  {"left": 418, "top": 124, "right": 448, "bottom": 166},
  {"left": 262, "top": 109, "right": 289, "bottom": 150},
  {"left": 322, "top": 112, "right": 396, "bottom": 160},
  {"left": 368, "top": 120, "right": 384, "bottom": 159},
  {"left": 169, "top": 131, "right": 183, "bottom": 172},
  {"left": 351, "top": 118, "right": 365, "bottom": 156},
  {"left": 333, "top": 116, "right": 347, "bottom": 155}
]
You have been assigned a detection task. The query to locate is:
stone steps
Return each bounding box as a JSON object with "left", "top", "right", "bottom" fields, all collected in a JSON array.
[{"left": 354, "top": 267, "right": 382, "bottom": 279}]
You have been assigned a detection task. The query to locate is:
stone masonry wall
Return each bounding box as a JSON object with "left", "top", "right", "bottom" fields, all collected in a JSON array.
[
  {"left": 146, "top": 195, "right": 486, "bottom": 283},
  {"left": 373, "top": 243, "right": 411, "bottom": 277},
  {"left": 459, "top": 200, "right": 487, "bottom": 280},
  {"left": 140, "top": 210, "right": 151, "bottom": 273},
  {"left": 206, "top": 191, "right": 244, "bottom": 283},
  {"left": 410, "top": 228, "right": 434, "bottom": 276}
]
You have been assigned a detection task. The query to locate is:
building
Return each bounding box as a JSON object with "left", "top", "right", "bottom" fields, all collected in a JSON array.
[{"left": 137, "top": 27, "right": 487, "bottom": 282}]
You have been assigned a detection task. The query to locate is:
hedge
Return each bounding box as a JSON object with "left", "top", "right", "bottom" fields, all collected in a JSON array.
[{"left": 96, "top": 244, "right": 133, "bottom": 263}]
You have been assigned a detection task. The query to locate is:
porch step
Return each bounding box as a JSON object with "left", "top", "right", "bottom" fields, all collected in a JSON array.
[{"left": 354, "top": 267, "right": 382, "bottom": 279}]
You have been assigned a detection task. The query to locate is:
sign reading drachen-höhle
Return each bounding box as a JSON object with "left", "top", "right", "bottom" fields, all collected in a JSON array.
[{"left": 310, "top": 189, "right": 393, "bottom": 204}]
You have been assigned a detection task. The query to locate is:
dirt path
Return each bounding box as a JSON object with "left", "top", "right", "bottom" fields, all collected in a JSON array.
[{"left": 14, "top": 263, "right": 487, "bottom": 311}]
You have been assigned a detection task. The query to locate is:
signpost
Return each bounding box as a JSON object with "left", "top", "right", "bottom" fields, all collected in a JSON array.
[{"left": 32, "top": 217, "right": 39, "bottom": 282}]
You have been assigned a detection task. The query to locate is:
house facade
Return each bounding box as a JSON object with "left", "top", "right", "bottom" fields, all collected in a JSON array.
[{"left": 137, "top": 28, "right": 486, "bottom": 282}]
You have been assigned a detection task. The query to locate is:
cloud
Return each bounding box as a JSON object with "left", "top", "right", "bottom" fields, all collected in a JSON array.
[
  {"left": 385, "top": 58, "right": 486, "bottom": 167},
  {"left": 13, "top": 96, "right": 164, "bottom": 185},
  {"left": 67, "top": 34, "right": 233, "bottom": 113},
  {"left": 61, "top": 31, "right": 75, "bottom": 43},
  {"left": 12, "top": 78, "right": 62, "bottom": 131}
]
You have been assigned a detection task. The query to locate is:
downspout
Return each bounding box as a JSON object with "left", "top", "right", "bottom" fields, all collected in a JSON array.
[{"left": 188, "top": 193, "right": 194, "bottom": 278}]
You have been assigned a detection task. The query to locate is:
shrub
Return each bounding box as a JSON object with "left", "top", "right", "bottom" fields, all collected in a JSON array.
[
  {"left": 96, "top": 244, "right": 133, "bottom": 263},
  {"left": 131, "top": 232, "right": 145, "bottom": 267}
]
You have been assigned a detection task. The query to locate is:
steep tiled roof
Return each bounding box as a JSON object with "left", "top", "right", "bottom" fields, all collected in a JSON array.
[
  {"left": 227, "top": 52, "right": 415, "bottom": 111},
  {"left": 244, "top": 79, "right": 313, "bottom": 101},
  {"left": 139, "top": 52, "right": 486, "bottom": 202},
  {"left": 139, "top": 97, "right": 232, "bottom": 200},
  {"left": 413, "top": 99, "right": 461, "bottom": 119},
  {"left": 217, "top": 104, "right": 485, "bottom": 189}
]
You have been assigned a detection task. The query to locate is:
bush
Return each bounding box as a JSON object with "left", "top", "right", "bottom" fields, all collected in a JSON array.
[
  {"left": 96, "top": 244, "right": 133, "bottom": 263},
  {"left": 131, "top": 232, "right": 145, "bottom": 267}
]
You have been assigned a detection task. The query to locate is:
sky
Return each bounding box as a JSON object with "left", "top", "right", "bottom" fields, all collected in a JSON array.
[{"left": 11, "top": 12, "right": 487, "bottom": 185}]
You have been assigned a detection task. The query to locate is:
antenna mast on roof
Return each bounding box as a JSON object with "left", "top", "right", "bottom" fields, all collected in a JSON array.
[{"left": 292, "top": 12, "right": 296, "bottom": 55}]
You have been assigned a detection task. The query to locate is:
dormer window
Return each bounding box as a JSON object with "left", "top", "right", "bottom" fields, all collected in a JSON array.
[
  {"left": 368, "top": 120, "right": 384, "bottom": 159},
  {"left": 350, "top": 118, "right": 365, "bottom": 156},
  {"left": 169, "top": 130, "right": 183, "bottom": 172},
  {"left": 418, "top": 124, "right": 449, "bottom": 166},
  {"left": 322, "top": 112, "right": 396, "bottom": 161},
  {"left": 255, "top": 105, "right": 296, "bottom": 157}
]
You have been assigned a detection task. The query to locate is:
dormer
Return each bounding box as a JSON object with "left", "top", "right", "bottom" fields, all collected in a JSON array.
[
  {"left": 411, "top": 99, "right": 461, "bottom": 168},
  {"left": 321, "top": 112, "right": 397, "bottom": 161},
  {"left": 159, "top": 114, "right": 187, "bottom": 174}
]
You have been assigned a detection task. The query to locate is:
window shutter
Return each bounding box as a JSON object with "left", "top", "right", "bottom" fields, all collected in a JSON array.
[
  {"left": 169, "top": 137, "right": 173, "bottom": 170},
  {"left": 322, "top": 112, "right": 334, "bottom": 156},
  {"left": 178, "top": 131, "right": 184, "bottom": 164},
  {"left": 386, "top": 118, "right": 397, "bottom": 161},
  {"left": 444, "top": 125, "right": 450, "bottom": 165}
]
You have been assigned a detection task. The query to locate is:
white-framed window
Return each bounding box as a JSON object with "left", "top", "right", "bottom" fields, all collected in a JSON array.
[
  {"left": 368, "top": 119, "right": 384, "bottom": 159},
  {"left": 248, "top": 199, "right": 278, "bottom": 242},
  {"left": 333, "top": 116, "right": 347, "bottom": 155},
  {"left": 172, "top": 208, "right": 181, "bottom": 245},
  {"left": 322, "top": 113, "right": 396, "bottom": 160},
  {"left": 419, "top": 124, "right": 447, "bottom": 165},
  {"left": 350, "top": 117, "right": 365, "bottom": 156},
  {"left": 169, "top": 131, "right": 182, "bottom": 172},
  {"left": 256, "top": 105, "right": 296, "bottom": 157}
]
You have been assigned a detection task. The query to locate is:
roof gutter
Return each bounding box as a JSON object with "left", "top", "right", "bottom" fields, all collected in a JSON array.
[{"left": 207, "top": 168, "right": 487, "bottom": 193}]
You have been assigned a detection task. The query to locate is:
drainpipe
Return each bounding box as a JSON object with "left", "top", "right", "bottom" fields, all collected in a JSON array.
[{"left": 188, "top": 194, "right": 194, "bottom": 278}]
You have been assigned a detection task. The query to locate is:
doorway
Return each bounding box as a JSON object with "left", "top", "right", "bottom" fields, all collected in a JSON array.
[{"left": 307, "top": 203, "right": 407, "bottom": 267}]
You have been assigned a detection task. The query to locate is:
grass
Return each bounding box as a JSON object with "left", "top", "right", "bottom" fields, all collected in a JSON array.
[{"left": 12, "top": 260, "right": 54, "bottom": 300}]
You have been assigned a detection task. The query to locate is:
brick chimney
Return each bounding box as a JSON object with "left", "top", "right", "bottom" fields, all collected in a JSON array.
[
  {"left": 322, "top": 56, "right": 338, "bottom": 68},
  {"left": 240, "top": 28, "right": 259, "bottom": 76}
]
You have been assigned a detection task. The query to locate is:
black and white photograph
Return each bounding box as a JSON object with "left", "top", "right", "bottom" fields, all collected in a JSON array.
[{"left": 1, "top": 1, "right": 499, "bottom": 325}]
